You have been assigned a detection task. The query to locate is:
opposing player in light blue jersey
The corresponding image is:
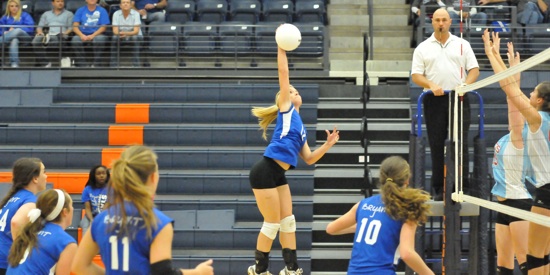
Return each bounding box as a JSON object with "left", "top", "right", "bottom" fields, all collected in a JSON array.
[
  {"left": 485, "top": 36, "right": 531, "bottom": 275},
  {"left": 71, "top": 146, "right": 213, "bottom": 275},
  {"left": 326, "top": 156, "right": 433, "bottom": 275},
  {"left": 7, "top": 189, "right": 76, "bottom": 275},
  {"left": 0, "top": 158, "right": 47, "bottom": 275},
  {"left": 484, "top": 29, "right": 550, "bottom": 275},
  {"left": 247, "top": 40, "right": 340, "bottom": 275}
]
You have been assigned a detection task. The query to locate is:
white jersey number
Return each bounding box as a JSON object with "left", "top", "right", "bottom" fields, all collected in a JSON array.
[
  {"left": 109, "top": 236, "right": 130, "bottom": 271},
  {"left": 0, "top": 209, "right": 9, "bottom": 232},
  {"left": 355, "top": 218, "right": 382, "bottom": 245}
]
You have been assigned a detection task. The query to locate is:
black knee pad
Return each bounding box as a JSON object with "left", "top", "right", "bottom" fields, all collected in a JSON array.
[
  {"left": 496, "top": 266, "right": 514, "bottom": 275},
  {"left": 527, "top": 254, "right": 546, "bottom": 270},
  {"left": 545, "top": 253, "right": 550, "bottom": 266}
]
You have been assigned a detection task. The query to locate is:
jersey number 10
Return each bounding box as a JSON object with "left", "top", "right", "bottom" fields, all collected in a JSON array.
[{"left": 355, "top": 218, "right": 382, "bottom": 245}]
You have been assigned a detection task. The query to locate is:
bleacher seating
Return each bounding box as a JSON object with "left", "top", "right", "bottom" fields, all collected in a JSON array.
[
  {"left": 0, "top": 77, "right": 318, "bottom": 273},
  {"left": 253, "top": 22, "right": 279, "bottom": 57},
  {"left": 65, "top": 0, "right": 81, "bottom": 13},
  {"left": 147, "top": 21, "right": 181, "bottom": 56},
  {"left": 218, "top": 22, "right": 254, "bottom": 57},
  {"left": 289, "top": 22, "right": 324, "bottom": 57},
  {"left": 229, "top": 0, "right": 261, "bottom": 24},
  {"left": 32, "top": 1, "right": 51, "bottom": 23},
  {"left": 294, "top": 0, "right": 325, "bottom": 24},
  {"left": 166, "top": 0, "right": 197, "bottom": 24},
  {"left": 180, "top": 22, "right": 218, "bottom": 56},
  {"left": 261, "top": 0, "right": 294, "bottom": 23},
  {"left": 196, "top": 0, "right": 228, "bottom": 23},
  {"left": 530, "top": 24, "right": 550, "bottom": 54}
]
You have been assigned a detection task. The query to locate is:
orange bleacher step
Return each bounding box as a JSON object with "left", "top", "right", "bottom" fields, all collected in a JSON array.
[
  {"left": 0, "top": 172, "right": 88, "bottom": 194},
  {"left": 115, "top": 104, "right": 150, "bottom": 124},
  {"left": 108, "top": 126, "right": 144, "bottom": 146}
]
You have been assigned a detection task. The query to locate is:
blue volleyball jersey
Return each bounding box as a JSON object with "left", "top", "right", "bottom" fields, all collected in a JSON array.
[
  {"left": 522, "top": 111, "right": 550, "bottom": 187},
  {"left": 7, "top": 223, "right": 76, "bottom": 275},
  {"left": 491, "top": 134, "right": 532, "bottom": 199},
  {"left": 347, "top": 195, "right": 403, "bottom": 275},
  {"left": 91, "top": 203, "right": 173, "bottom": 274},
  {"left": 82, "top": 186, "right": 108, "bottom": 217},
  {"left": 0, "top": 189, "right": 37, "bottom": 269},
  {"left": 264, "top": 105, "right": 307, "bottom": 168}
]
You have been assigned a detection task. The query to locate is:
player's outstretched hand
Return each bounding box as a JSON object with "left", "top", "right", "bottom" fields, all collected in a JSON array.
[
  {"left": 326, "top": 126, "right": 340, "bottom": 146},
  {"left": 194, "top": 259, "right": 214, "bottom": 275}
]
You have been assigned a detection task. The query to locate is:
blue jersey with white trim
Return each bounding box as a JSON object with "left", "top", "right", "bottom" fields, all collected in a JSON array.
[
  {"left": 491, "top": 134, "right": 532, "bottom": 199},
  {"left": 7, "top": 223, "right": 76, "bottom": 275},
  {"left": 91, "top": 203, "right": 173, "bottom": 275},
  {"left": 347, "top": 195, "right": 403, "bottom": 275},
  {"left": 0, "top": 189, "right": 37, "bottom": 269},
  {"left": 264, "top": 104, "right": 307, "bottom": 168},
  {"left": 522, "top": 111, "right": 550, "bottom": 187}
]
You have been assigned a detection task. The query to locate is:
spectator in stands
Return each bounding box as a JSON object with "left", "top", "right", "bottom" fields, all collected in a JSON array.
[
  {"left": 326, "top": 156, "right": 433, "bottom": 275},
  {"left": 504, "top": 0, "right": 544, "bottom": 37},
  {"left": 71, "top": 145, "right": 214, "bottom": 275},
  {"left": 7, "top": 189, "right": 77, "bottom": 275},
  {"left": 132, "top": 0, "right": 166, "bottom": 67},
  {"left": 538, "top": 0, "right": 550, "bottom": 22},
  {"left": 446, "top": 0, "right": 488, "bottom": 33},
  {"left": 411, "top": 0, "right": 446, "bottom": 28},
  {"left": 247, "top": 41, "right": 340, "bottom": 275},
  {"left": 411, "top": 8, "right": 480, "bottom": 201},
  {"left": 110, "top": 0, "right": 143, "bottom": 68},
  {"left": 71, "top": 0, "right": 110, "bottom": 67},
  {"left": 32, "top": 0, "right": 74, "bottom": 68},
  {"left": 483, "top": 31, "right": 531, "bottom": 275},
  {"left": 0, "top": 0, "right": 34, "bottom": 68},
  {"left": 411, "top": 0, "right": 446, "bottom": 46},
  {"left": 478, "top": 0, "right": 547, "bottom": 32},
  {"left": 80, "top": 165, "right": 109, "bottom": 234},
  {"left": 0, "top": 158, "right": 47, "bottom": 274},
  {"left": 132, "top": 0, "right": 166, "bottom": 24}
]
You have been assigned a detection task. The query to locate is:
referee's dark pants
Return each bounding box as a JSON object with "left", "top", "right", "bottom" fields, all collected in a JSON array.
[{"left": 423, "top": 92, "right": 471, "bottom": 198}]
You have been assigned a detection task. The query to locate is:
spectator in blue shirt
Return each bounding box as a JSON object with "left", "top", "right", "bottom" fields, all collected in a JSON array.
[
  {"left": 71, "top": 0, "right": 109, "bottom": 67},
  {"left": 0, "top": 0, "right": 34, "bottom": 67},
  {"left": 132, "top": 0, "right": 166, "bottom": 24}
]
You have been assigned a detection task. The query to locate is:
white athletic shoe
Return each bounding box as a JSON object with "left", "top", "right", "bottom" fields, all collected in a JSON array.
[
  {"left": 247, "top": 265, "right": 272, "bottom": 275},
  {"left": 279, "top": 267, "right": 303, "bottom": 275}
]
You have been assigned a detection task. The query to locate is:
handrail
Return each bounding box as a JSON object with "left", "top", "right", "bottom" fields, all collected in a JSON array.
[{"left": 414, "top": 90, "right": 484, "bottom": 138}]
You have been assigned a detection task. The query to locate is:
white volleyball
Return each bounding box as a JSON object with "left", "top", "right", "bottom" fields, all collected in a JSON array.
[{"left": 275, "top": 24, "right": 302, "bottom": 51}]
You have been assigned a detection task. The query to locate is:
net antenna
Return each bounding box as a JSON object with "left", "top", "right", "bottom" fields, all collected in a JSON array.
[{"left": 451, "top": 47, "right": 550, "bottom": 226}]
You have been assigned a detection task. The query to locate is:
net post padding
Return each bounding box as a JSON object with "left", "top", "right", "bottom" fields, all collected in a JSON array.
[
  {"left": 468, "top": 135, "right": 490, "bottom": 275},
  {"left": 443, "top": 140, "right": 462, "bottom": 275},
  {"left": 406, "top": 108, "right": 428, "bottom": 275}
]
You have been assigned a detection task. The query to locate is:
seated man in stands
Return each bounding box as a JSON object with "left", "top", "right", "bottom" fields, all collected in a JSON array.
[
  {"left": 110, "top": 0, "right": 142, "bottom": 67},
  {"left": 411, "top": 0, "right": 446, "bottom": 27},
  {"left": 131, "top": 0, "right": 166, "bottom": 66},
  {"left": 71, "top": 0, "right": 110, "bottom": 67},
  {"left": 446, "top": 0, "right": 488, "bottom": 33},
  {"left": 411, "top": 0, "right": 446, "bottom": 46},
  {"left": 132, "top": 0, "right": 166, "bottom": 24},
  {"left": 32, "top": 0, "right": 74, "bottom": 67}
]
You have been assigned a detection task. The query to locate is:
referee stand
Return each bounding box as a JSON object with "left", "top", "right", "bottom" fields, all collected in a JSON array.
[{"left": 408, "top": 90, "right": 490, "bottom": 275}]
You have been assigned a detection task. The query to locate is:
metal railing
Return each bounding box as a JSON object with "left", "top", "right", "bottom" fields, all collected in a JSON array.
[{"left": 0, "top": 23, "right": 328, "bottom": 70}]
